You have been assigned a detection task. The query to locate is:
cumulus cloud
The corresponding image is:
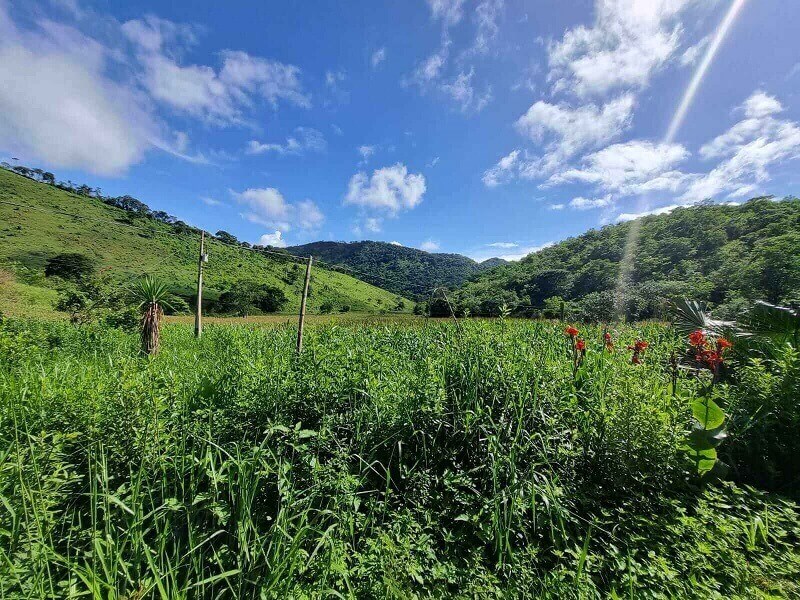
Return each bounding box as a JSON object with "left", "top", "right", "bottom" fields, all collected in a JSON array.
[
  {"left": 549, "top": 140, "right": 690, "bottom": 194},
  {"left": 233, "top": 187, "right": 324, "bottom": 232},
  {"left": 548, "top": 0, "right": 704, "bottom": 98},
  {"left": 246, "top": 127, "right": 326, "bottom": 155},
  {"left": 123, "top": 17, "right": 309, "bottom": 125},
  {"left": 515, "top": 95, "right": 635, "bottom": 169},
  {"left": 258, "top": 230, "right": 287, "bottom": 247},
  {"left": 420, "top": 240, "right": 440, "bottom": 252},
  {"left": 345, "top": 163, "right": 426, "bottom": 215},
  {"left": 482, "top": 149, "right": 521, "bottom": 187},
  {"left": 0, "top": 7, "right": 163, "bottom": 175}
]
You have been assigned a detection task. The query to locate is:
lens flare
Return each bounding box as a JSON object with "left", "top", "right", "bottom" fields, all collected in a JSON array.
[{"left": 615, "top": 0, "right": 749, "bottom": 317}]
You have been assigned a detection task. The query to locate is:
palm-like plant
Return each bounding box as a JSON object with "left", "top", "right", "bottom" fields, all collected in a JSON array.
[{"left": 132, "top": 276, "right": 173, "bottom": 355}]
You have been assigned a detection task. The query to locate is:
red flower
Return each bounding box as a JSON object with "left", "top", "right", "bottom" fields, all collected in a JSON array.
[
  {"left": 564, "top": 326, "right": 579, "bottom": 338},
  {"left": 716, "top": 338, "right": 733, "bottom": 351},
  {"left": 632, "top": 355, "right": 642, "bottom": 365},
  {"left": 634, "top": 340, "right": 649, "bottom": 352},
  {"left": 603, "top": 331, "right": 613, "bottom": 349},
  {"left": 628, "top": 339, "right": 648, "bottom": 364},
  {"left": 689, "top": 330, "right": 707, "bottom": 348},
  {"left": 576, "top": 339, "right": 586, "bottom": 352}
]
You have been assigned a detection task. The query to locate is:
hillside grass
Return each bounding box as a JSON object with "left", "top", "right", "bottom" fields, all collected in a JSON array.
[
  {"left": 0, "top": 168, "right": 410, "bottom": 317},
  {"left": 1, "top": 318, "right": 797, "bottom": 597}
]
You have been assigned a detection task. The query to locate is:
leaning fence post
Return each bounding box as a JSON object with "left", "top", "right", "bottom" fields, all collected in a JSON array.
[
  {"left": 296, "top": 256, "right": 313, "bottom": 354},
  {"left": 195, "top": 231, "right": 207, "bottom": 338}
]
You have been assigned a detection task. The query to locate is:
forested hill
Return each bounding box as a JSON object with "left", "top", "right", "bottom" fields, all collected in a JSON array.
[
  {"left": 453, "top": 198, "right": 800, "bottom": 320},
  {"left": 0, "top": 168, "right": 410, "bottom": 316},
  {"left": 286, "top": 241, "right": 505, "bottom": 298}
]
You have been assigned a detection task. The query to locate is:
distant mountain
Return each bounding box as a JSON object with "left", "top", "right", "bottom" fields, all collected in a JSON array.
[
  {"left": 286, "top": 241, "right": 506, "bottom": 299},
  {"left": 453, "top": 198, "right": 800, "bottom": 320},
  {"left": 0, "top": 168, "right": 410, "bottom": 316}
]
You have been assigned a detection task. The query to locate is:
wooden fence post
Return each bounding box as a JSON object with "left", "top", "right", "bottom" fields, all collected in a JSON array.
[
  {"left": 296, "top": 256, "right": 313, "bottom": 354},
  {"left": 195, "top": 231, "right": 206, "bottom": 338}
]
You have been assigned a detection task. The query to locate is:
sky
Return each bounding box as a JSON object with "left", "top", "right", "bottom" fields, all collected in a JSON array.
[{"left": 1, "top": 0, "right": 799, "bottom": 262}]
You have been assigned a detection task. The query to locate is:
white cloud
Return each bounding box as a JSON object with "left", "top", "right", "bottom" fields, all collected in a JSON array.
[
  {"left": 258, "top": 230, "right": 287, "bottom": 248},
  {"left": 549, "top": 140, "right": 690, "bottom": 194},
  {"left": 405, "top": 47, "right": 449, "bottom": 88},
  {"left": 389, "top": 240, "right": 403, "bottom": 246},
  {"left": 487, "top": 242, "right": 518, "bottom": 248},
  {"left": 679, "top": 35, "right": 710, "bottom": 66},
  {"left": 482, "top": 149, "right": 521, "bottom": 187},
  {"left": 741, "top": 90, "right": 784, "bottom": 119},
  {"left": 471, "top": 0, "right": 504, "bottom": 54},
  {"left": 200, "top": 196, "right": 226, "bottom": 207},
  {"left": 684, "top": 91, "right": 800, "bottom": 202},
  {"left": 549, "top": 203, "right": 565, "bottom": 210},
  {"left": 498, "top": 242, "right": 554, "bottom": 262},
  {"left": 371, "top": 47, "right": 386, "bottom": 68},
  {"left": 364, "top": 217, "right": 383, "bottom": 233},
  {"left": 0, "top": 10, "right": 158, "bottom": 175},
  {"left": 615, "top": 204, "right": 680, "bottom": 222},
  {"left": 427, "top": 156, "right": 440, "bottom": 168},
  {"left": 515, "top": 94, "right": 635, "bottom": 173},
  {"left": 358, "top": 145, "right": 377, "bottom": 165},
  {"left": 246, "top": 127, "right": 326, "bottom": 155},
  {"left": 548, "top": 0, "right": 703, "bottom": 97},
  {"left": 345, "top": 163, "right": 426, "bottom": 215},
  {"left": 233, "top": 187, "right": 324, "bottom": 231},
  {"left": 441, "top": 68, "right": 492, "bottom": 113},
  {"left": 124, "top": 17, "right": 309, "bottom": 125},
  {"left": 569, "top": 194, "right": 614, "bottom": 210},
  {"left": 426, "top": 0, "right": 467, "bottom": 26},
  {"left": 420, "top": 240, "right": 440, "bottom": 252}
]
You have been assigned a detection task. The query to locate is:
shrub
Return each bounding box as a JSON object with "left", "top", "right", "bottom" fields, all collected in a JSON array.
[{"left": 44, "top": 253, "right": 96, "bottom": 282}]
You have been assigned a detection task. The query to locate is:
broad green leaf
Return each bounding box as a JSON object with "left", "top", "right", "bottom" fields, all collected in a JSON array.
[{"left": 691, "top": 397, "right": 725, "bottom": 430}]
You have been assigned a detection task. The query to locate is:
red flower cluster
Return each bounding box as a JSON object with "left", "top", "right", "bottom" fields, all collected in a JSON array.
[
  {"left": 576, "top": 339, "right": 586, "bottom": 352},
  {"left": 689, "top": 330, "right": 733, "bottom": 373},
  {"left": 603, "top": 331, "right": 614, "bottom": 352},
  {"left": 627, "top": 340, "right": 649, "bottom": 364},
  {"left": 564, "top": 326, "right": 579, "bottom": 338}
]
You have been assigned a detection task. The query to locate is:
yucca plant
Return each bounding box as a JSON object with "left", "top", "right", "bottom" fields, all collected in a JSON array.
[{"left": 132, "top": 275, "right": 173, "bottom": 355}]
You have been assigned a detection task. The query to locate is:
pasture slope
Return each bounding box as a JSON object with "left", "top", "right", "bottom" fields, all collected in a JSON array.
[{"left": 0, "top": 168, "right": 411, "bottom": 317}]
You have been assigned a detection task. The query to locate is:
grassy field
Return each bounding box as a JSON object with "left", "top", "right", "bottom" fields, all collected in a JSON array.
[
  {"left": 1, "top": 317, "right": 798, "bottom": 598},
  {"left": 0, "top": 168, "right": 410, "bottom": 317}
]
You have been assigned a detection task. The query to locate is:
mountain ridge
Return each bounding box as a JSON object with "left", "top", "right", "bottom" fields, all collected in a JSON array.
[{"left": 286, "top": 240, "right": 506, "bottom": 299}]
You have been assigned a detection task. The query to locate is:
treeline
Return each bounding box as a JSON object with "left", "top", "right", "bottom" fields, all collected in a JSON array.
[
  {"left": 0, "top": 162, "right": 289, "bottom": 254},
  {"left": 448, "top": 198, "right": 800, "bottom": 321}
]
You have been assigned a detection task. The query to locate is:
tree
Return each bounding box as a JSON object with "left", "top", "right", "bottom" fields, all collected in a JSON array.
[
  {"left": 215, "top": 230, "right": 239, "bottom": 245},
  {"left": 45, "top": 253, "right": 96, "bottom": 282},
  {"left": 319, "top": 302, "right": 334, "bottom": 314},
  {"left": 215, "top": 282, "right": 288, "bottom": 316}
]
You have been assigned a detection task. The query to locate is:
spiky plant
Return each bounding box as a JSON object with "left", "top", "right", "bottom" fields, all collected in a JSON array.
[{"left": 132, "top": 276, "right": 173, "bottom": 355}]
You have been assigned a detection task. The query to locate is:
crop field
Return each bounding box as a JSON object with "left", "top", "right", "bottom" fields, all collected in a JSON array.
[{"left": 1, "top": 318, "right": 798, "bottom": 598}]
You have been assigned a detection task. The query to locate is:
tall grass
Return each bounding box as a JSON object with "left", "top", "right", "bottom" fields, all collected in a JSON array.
[{"left": 0, "top": 319, "right": 798, "bottom": 597}]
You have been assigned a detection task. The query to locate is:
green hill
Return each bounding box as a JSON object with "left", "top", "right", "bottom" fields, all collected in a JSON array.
[
  {"left": 453, "top": 198, "right": 800, "bottom": 320},
  {"left": 0, "top": 168, "right": 410, "bottom": 317},
  {"left": 286, "top": 240, "right": 505, "bottom": 299}
]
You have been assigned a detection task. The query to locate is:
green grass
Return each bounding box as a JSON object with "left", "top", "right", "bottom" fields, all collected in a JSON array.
[
  {"left": 1, "top": 318, "right": 797, "bottom": 598},
  {"left": 0, "top": 168, "right": 411, "bottom": 317}
]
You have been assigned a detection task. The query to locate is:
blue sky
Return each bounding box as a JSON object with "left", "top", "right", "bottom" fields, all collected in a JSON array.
[{"left": 1, "top": 0, "right": 799, "bottom": 261}]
